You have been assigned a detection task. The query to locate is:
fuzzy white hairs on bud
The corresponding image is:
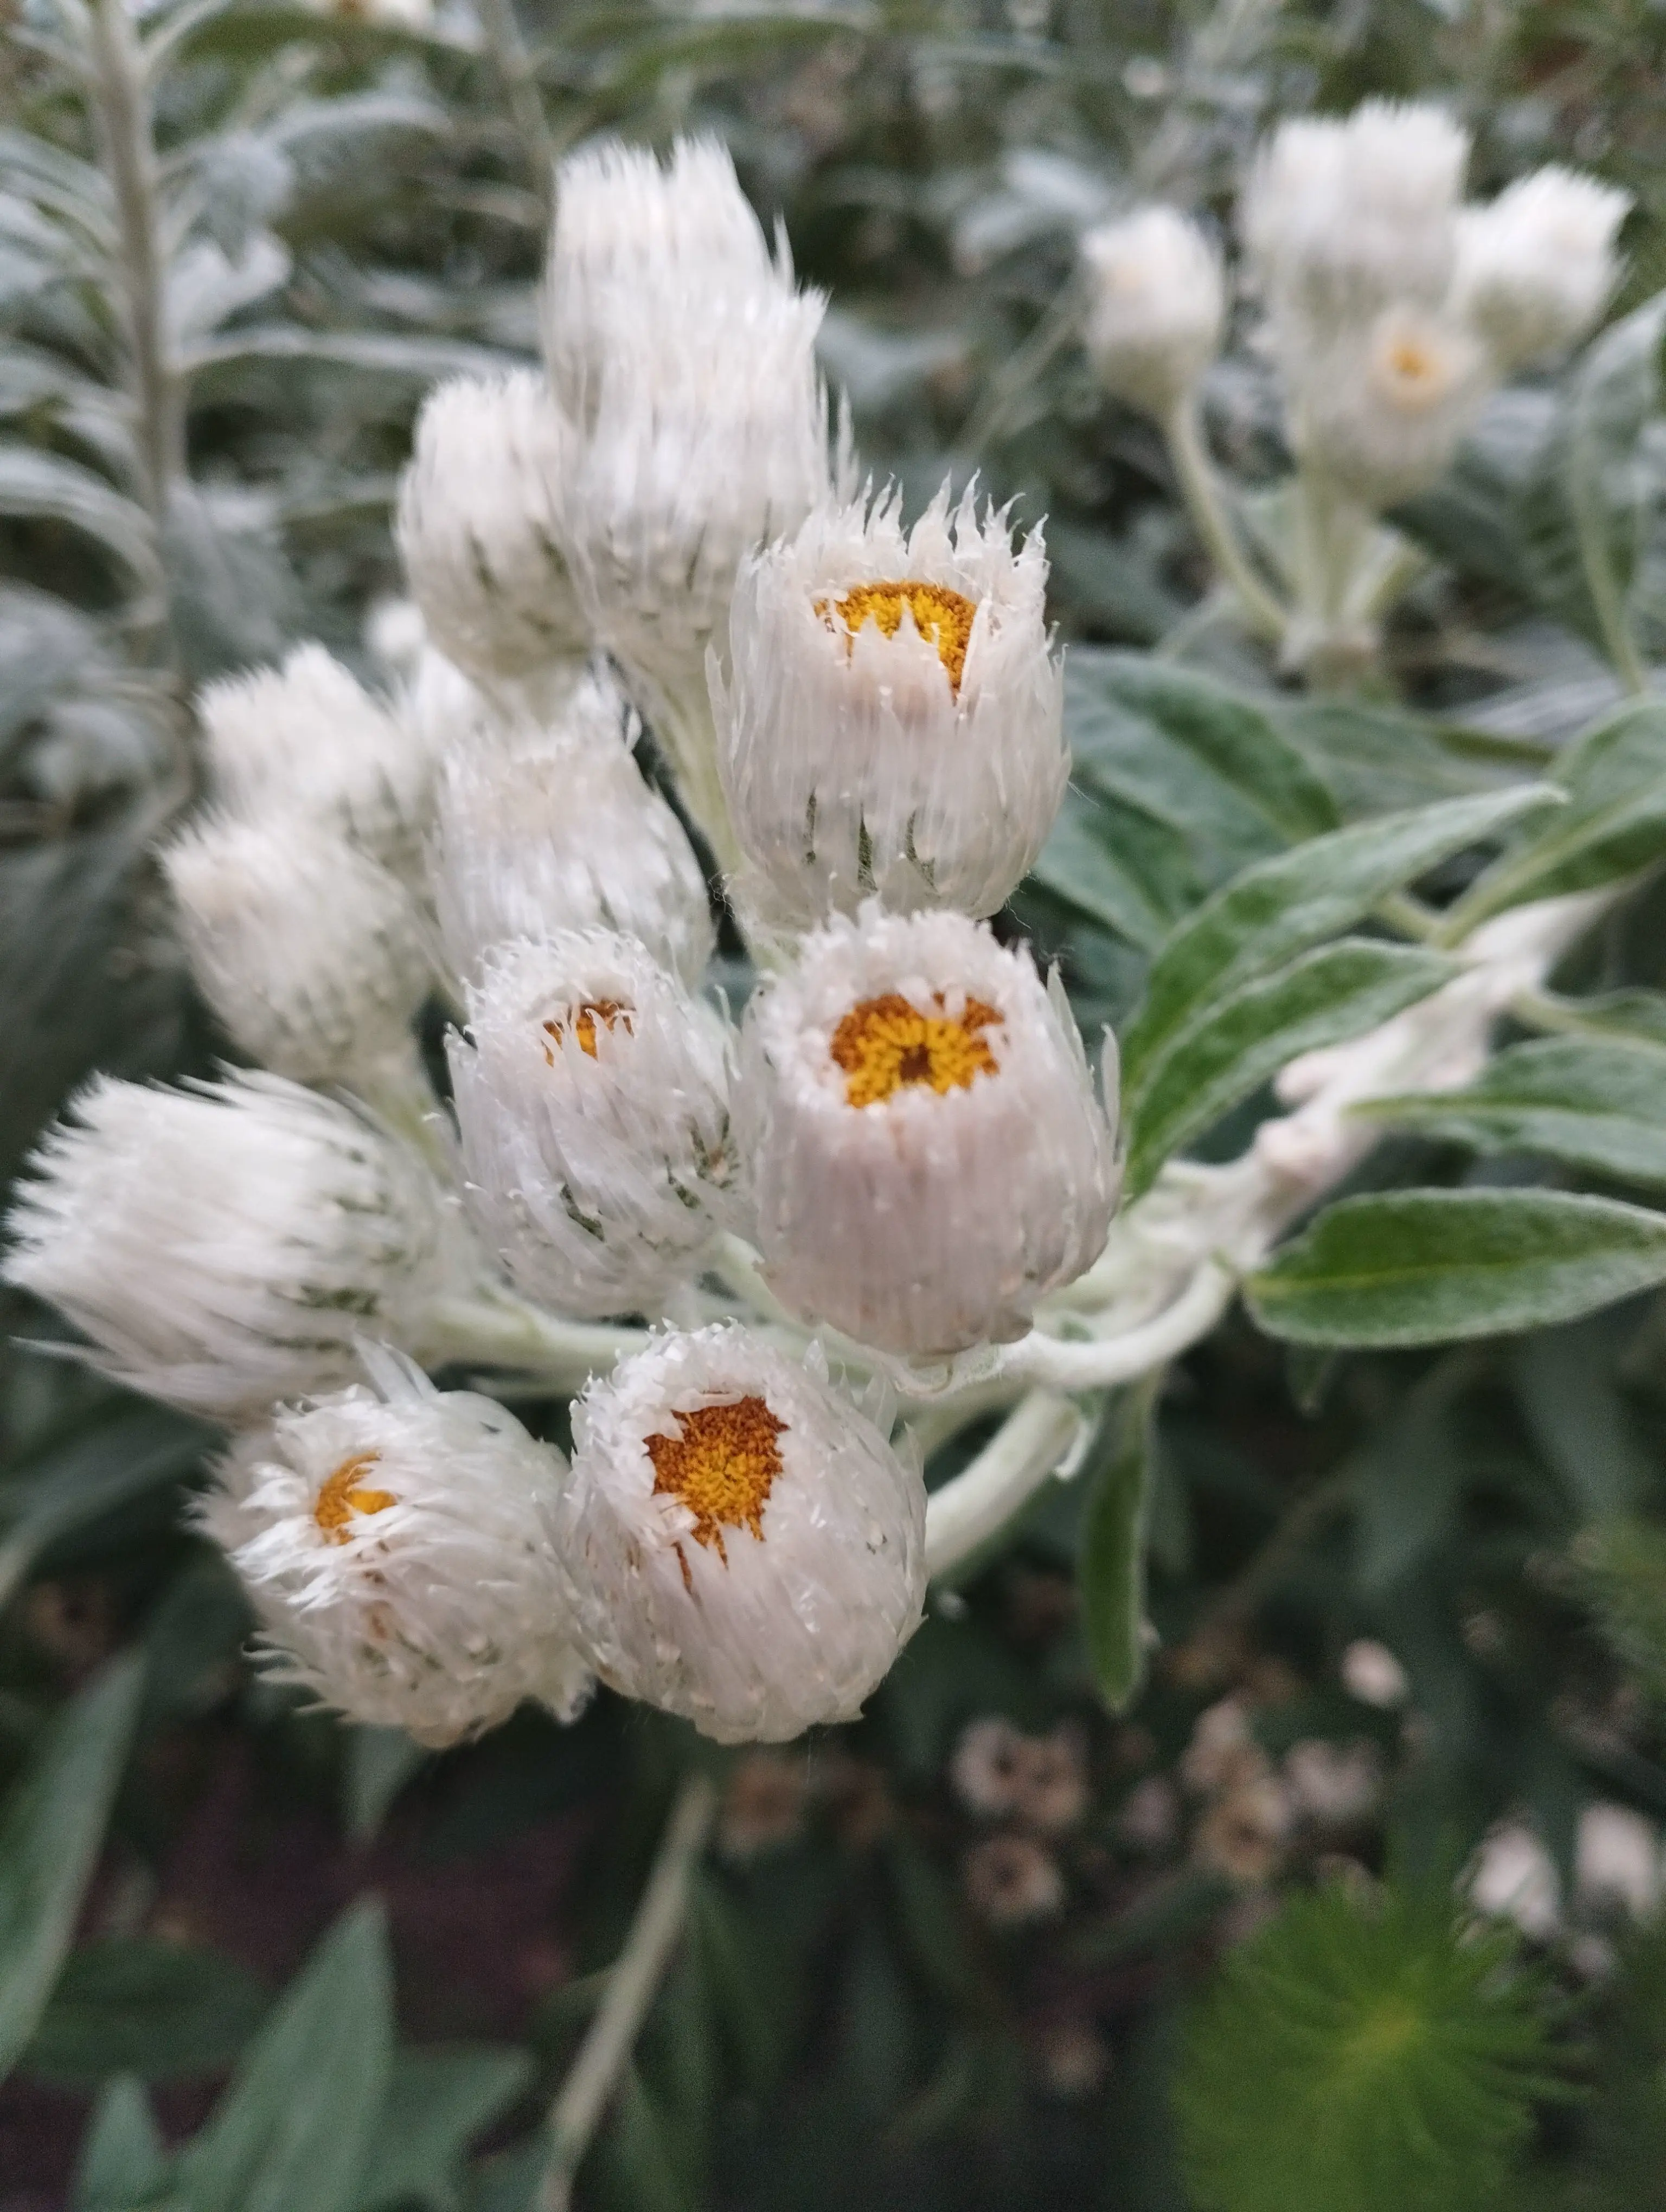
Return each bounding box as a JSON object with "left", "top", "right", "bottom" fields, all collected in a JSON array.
[
  {"left": 738, "top": 908, "right": 1120, "bottom": 1356},
  {"left": 714, "top": 481, "right": 1066, "bottom": 930},
  {"left": 396, "top": 370, "right": 590, "bottom": 691},
  {"left": 163, "top": 814, "right": 431, "bottom": 1090},
  {"left": 200, "top": 1348, "right": 590, "bottom": 1746},
  {"left": 432, "top": 668, "right": 714, "bottom": 988},
  {"left": 447, "top": 932, "right": 739, "bottom": 1321},
  {"left": 556, "top": 1324, "right": 925, "bottom": 1743},
  {"left": 1079, "top": 207, "right": 1226, "bottom": 420},
  {"left": 4, "top": 1074, "right": 457, "bottom": 1417},
  {"left": 1452, "top": 167, "right": 1632, "bottom": 373},
  {"left": 197, "top": 644, "right": 434, "bottom": 885}
]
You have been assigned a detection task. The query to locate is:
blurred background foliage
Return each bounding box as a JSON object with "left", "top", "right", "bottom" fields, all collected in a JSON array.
[{"left": 8, "top": 0, "right": 1666, "bottom": 2205}]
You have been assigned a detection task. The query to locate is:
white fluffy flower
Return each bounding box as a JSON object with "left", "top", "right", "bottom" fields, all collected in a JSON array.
[
  {"left": 713, "top": 483, "right": 1066, "bottom": 929},
  {"left": 1244, "top": 102, "right": 1469, "bottom": 342},
  {"left": 1452, "top": 166, "right": 1631, "bottom": 371},
  {"left": 447, "top": 932, "right": 738, "bottom": 1320},
  {"left": 4, "top": 1073, "right": 455, "bottom": 1417},
  {"left": 395, "top": 370, "right": 590, "bottom": 689},
  {"left": 1079, "top": 207, "right": 1226, "bottom": 419},
  {"left": 199, "top": 1348, "right": 589, "bottom": 1746},
  {"left": 162, "top": 813, "right": 431, "bottom": 1089},
  {"left": 432, "top": 668, "right": 713, "bottom": 987},
  {"left": 738, "top": 908, "right": 1119, "bottom": 1355},
  {"left": 1296, "top": 303, "right": 1489, "bottom": 506},
  {"left": 556, "top": 1323, "right": 925, "bottom": 1743},
  {"left": 198, "top": 644, "right": 433, "bottom": 882}
]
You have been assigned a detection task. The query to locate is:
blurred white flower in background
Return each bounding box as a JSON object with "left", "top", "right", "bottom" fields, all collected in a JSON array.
[
  {"left": 1452, "top": 166, "right": 1631, "bottom": 372},
  {"left": 1078, "top": 205, "right": 1226, "bottom": 420},
  {"left": 1469, "top": 1822, "right": 1562, "bottom": 1940},
  {"left": 1341, "top": 1638, "right": 1411, "bottom": 1708}
]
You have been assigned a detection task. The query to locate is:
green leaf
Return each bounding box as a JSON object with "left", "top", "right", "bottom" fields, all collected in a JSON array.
[
  {"left": 73, "top": 2075, "right": 170, "bottom": 2211},
  {"left": 0, "top": 1654, "right": 145, "bottom": 2086},
  {"left": 1360, "top": 1037, "right": 1666, "bottom": 1189},
  {"left": 176, "top": 1899, "right": 393, "bottom": 2212},
  {"left": 0, "top": 448, "right": 161, "bottom": 592},
  {"left": 1246, "top": 1188, "right": 1666, "bottom": 1348},
  {"left": 1120, "top": 784, "right": 1558, "bottom": 1107},
  {"left": 1078, "top": 1390, "right": 1156, "bottom": 1712},
  {"left": 1125, "top": 939, "right": 1457, "bottom": 1198},
  {"left": 0, "top": 1405, "right": 212, "bottom": 1612},
  {"left": 1445, "top": 700, "right": 1666, "bottom": 932},
  {"left": 23, "top": 1938, "right": 270, "bottom": 2084},
  {"left": 343, "top": 1727, "right": 427, "bottom": 1844},
  {"left": 1283, "top": 698, "right": 1547, "bottom": 820},
  {"left": 360, "top": 2046, "right": 535, "bottom": 2212},
  {"left": 1029, "top": 781, "right": 1202, "bottom": 950},
  {"left": 184, "top": 326, "right": 509, "bottom": 382}
]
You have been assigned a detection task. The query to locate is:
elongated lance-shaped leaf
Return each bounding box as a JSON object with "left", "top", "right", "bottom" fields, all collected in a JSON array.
[
  {"left": 1119, "top": 783, "right": 1559, "bottom": 1107},
  {"left": 0, "top": 1653, "right": 145, "bottom": 2085},
  {"left": 1443, "top": 700, "right": 1666, "bottom": 934},
  {"left": 73, "top": 2075, "right": 169, "bottom": 2211},
  {"left": 1124, "top": 939, "right": 1458, "bottom": 1199},
  {"left": 1029, "top": 782, "right": 1200, "bottom": 950},
  {"left": 1359, "top": 1037, "right": 1666, "bottom": 1191},
  {"left": 1247, "top": 1188, "right": 1666, "bottom": 1348},
  {"left": 1079, "top": 1384, "right": 1159, "bottom": 1712},
  {"left": 175, "top": 1899, "right": 393, "bottom": 2212}
]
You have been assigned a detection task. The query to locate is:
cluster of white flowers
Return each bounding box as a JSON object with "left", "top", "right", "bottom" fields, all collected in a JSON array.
[{"left": 7, "top": 134, "right": 1122, "bottom": 1753}]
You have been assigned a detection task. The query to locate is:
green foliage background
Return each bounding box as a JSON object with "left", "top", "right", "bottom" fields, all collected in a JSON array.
[{"left": 8, "top": 0, "right": 1666, "bottom": 2206}]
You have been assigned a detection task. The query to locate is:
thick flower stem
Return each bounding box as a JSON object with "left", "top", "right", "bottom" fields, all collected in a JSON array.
[
  {"left": 426, "top": 1293, "right": 647, "bottom": 1390},
  {"left": 537, "top": 1771, "right": 718, "bottom": 2212},
  {"left": 1163, "top": 395, "right": 1289, "bottom": 645},
  {"left": 923, "top": 1390, "right": 1086, "bottom": 1579}
]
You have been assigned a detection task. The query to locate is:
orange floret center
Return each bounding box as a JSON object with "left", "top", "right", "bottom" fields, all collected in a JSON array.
[
  {"left": 830, "top": 991, "right": 1001, "bottom": 1108},
  {"left": 543, "top": 999, "right": 633, "bottom": 1063},
  {"left": 313, "top": 1451, "right": 396, "bottom": 1544},
  {"left": 820, "top": 580, "right": 976, "bottom": 695},
  {"left": 646, "top": 1396, "right": 787, "bottom": 1563}
]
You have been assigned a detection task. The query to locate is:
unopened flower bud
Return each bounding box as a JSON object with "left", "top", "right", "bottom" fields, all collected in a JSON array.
[
  {"left": 1079, "top": 207, "right": 1225, "bottom": 419},
  {"left": 447, "top": 932, "right": 738, "bottom": 1320},
  {"left": 432, "top": 670, "right": 713, "bottom": 987},
  {"left": 556, "top": 1323, "right": 926, "bottom": 1742},
  {"left": 395, "top": 370, "right": 589, "bottom": 689},
  {"left": 1452, "top": 166, "right": 1631, "bottom": 372},
  {"left": 200, "top": 1347, "right": 589, "bottom": 1746},
  {"left": 4, "top": 1073, "right": 457, "bottom": 1417},
  {"left": 162, "top": 813, "right": 431, "bottom": 1089},
  {"left": 714, "top": 484, "right": 1066, "bottom": 929},
  {"left": 739, "top": 908, "right": 1119, "bottom": 1356},
  {"left": 1296, "top": 303, "right": 1488, "bottom": 507}
]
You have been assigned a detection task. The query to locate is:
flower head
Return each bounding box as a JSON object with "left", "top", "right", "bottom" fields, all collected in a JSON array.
[
  {"left": 395, "top": 370, "right": 589, "bottom": 689},
  {"left": 4, "top": 1073, "right": 454, "bottom": 1417},
  {"left": 162, "top": 813, "right": 430, "bottom": 1089},
  {"left": 200, "top": 1347, "right": 589, "bottom": 1746},
  {"left": 432, "top": 668, "right": 713, "bottom": 987},
  {"left": 739, "top": 908, "right": 1119, "bottom": 1356},
  {"left": 714, "top": 483, "right": 1066, "bottom": 928},
  {"left": 447, "top": 932, "right": 738, "bottom": 1320},
  {"left": 556, "top": 1323, "right": 926, "bottom": 1742},
  {"left": 1079, "top": 205, "right": 1226, "bottom": 419},
  {"left": 1452, "top": 165, "right": 1631, "bottom": 372},
  {"left": 964, "top": 1834, "right": 1065, "bottom": 1926},
  {"left": 1296, "top": 303, "right": 1488, "bottom": 507}
]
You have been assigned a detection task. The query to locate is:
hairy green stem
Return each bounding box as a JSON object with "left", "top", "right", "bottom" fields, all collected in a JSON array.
[{"left": 1163, "top": 396, "right": 1289, "bottom": 644}]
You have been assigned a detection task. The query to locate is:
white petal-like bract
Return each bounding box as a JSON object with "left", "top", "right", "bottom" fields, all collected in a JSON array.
[
  {"left": 714, "top": 483, "right": 1066, "bottom": 928},
  {"left": 1296, "top": 303, "right": 1489, "bottom": 506},
  {"left": 558, "top": 1323, "right": 925, "bottom": 1742},
  {"left": 739, "top": 908, "right": 1119, "bottom": 1355},
  {"left": 1080, "top": 207, "right": 1225, "bottom": 420},
  {"left": 4, "top": 1073, "right": 454, "bottom": 1417},
  {"left": 200, "top": 1349, "right": 589, "bottom": 1745},
  {"left": 432, "top": 669, "right": 713, "bottom": 987},
  {"left": 448, "top": 932, "right": 739, "bottom": 1320},
  {"left": 1452, "top": 166, "right": 1631, "bottom": 372},
  {"left": 163, "top": 813, "right": 431, "bottom": 1088},
  {"left": 395, "top": 370, "right": 589, "bottom": 686}
]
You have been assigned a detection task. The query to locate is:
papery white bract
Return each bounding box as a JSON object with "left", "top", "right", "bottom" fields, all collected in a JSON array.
[
  {"left": 198, "top": 644, "right": 434, "bottom": 883},
  {"left": 395, "top": 370, "right": 590, "bottom": 691},
  {"left": 1452, "top": 166, "right": 1631, "bottom": 371},
  {"left": 199, "top": 1348, "right": 589, "bottom": 1746},
  {"left": 1296, "top": 303, "right": 1489, "bottom": 506},
  {"left": 1079, "top": 207, "right": 1226, "bottom": 420},
  {"left": 162, "top": 813, "right": 431, "bottom": 1089},
  {"left": 447, "top": 931, "right": 738, "bottom": 1320},
  {"left": 713, "top": 484, "right": 1066, "bottom": 929},
  {"left": 556, "top": 1323, "right": 925, "bottom": 1742},
  {"left": 4, "top": 1073, "right": 455, "bottom": 1417},
  {"left": 738, "top": 908, "right": 1119, "bottom": 1355},
  {"left": 432, "top": 668, "right": 714, "bottom": 987}
]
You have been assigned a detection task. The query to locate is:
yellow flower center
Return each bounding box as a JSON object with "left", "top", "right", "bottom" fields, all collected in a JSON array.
[
  {"left": 542, "top": 1000, "right": 633, "bottom": 1063},
  {"left": 829, "top": 991, "right": 1001, "bottom": 1108},
  {"left": 1377, "top": 331, "right": 1452, "bottom": 409},
  {"left": 313, "top": 1451, "right": 396, "bottom": 1544},
  {"left": 647, "top": 1396, "right": 787, "bottom": 1568},
  {"left": 819, "top": 580, "right": 976, "bottom": 695}
]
